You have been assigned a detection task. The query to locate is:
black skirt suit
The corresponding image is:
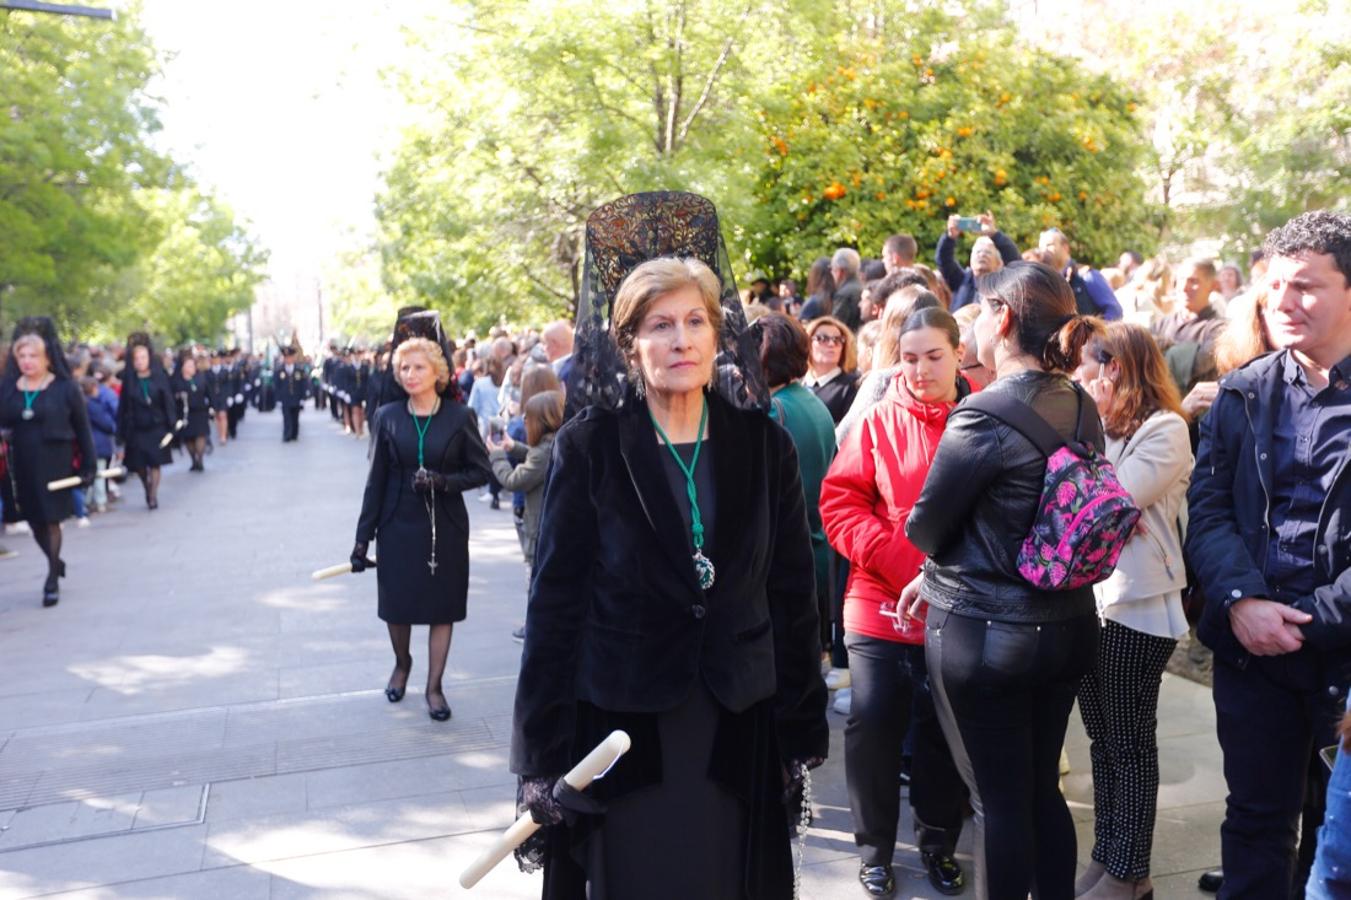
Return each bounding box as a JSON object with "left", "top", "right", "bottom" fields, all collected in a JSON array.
[
  {"left": 173, "top": 373, "right": 212, "bottom": 439},
  {"left": 0, "top": 379, "right": 97, "bottom": 525},
  {"left": 355, "top": 400, "right": 492, "bottom": 624},
  {"left": 117, "top": 374, "right": 176, "bottom": 470},
  {"left": 511, "top": 391, "right": 829, "bottom": 899}
]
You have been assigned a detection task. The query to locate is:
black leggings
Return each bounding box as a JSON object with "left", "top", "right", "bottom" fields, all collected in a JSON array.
[
  {"left": 925, "top": 607, "right": 1098, "bottom": 900},
  {"left": 844, "top": 633, "right": 965, "bottom": 866}
]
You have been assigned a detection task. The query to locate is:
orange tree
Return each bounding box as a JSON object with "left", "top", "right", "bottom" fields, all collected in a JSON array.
[{"left": 741, "top": 24, "right": 1155, "bottom": 279}]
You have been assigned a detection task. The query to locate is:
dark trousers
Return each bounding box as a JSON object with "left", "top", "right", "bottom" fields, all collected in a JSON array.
[
  {"left": 830, "top": 554, "right": 850, "bottom": 669},
  {"left": 282, "top": 405, "right": 301, "bottom": 442},
  {"left": 329, "top": 393, "right": 342, "bottom": 420},
  {"left": 227, "top": 403, "right": 241, "bottom": 438},
  {"left": 1077, "top": 620, "right": 1177, "bottom": 880},
  {"left": 1214, "top": 655, "right": 1339, "bottom": 900},
  {"left": 926, "top": 607, "right": 1098, "bottom": 900},
  {"left": 845, "top": 633, "right": 965, "bottom": 866}
]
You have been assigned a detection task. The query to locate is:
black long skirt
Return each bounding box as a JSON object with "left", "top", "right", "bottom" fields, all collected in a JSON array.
[{"left": 541, "top": 682, "right": 794, "bottom": 900}]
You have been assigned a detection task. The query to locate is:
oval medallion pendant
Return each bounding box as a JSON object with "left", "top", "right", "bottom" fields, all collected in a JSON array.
[
  {"left": 693, "top": 550, "right": 715, "bottom": 590},
  {"left": 21, "top": 409, "right": 35, "bottom": 421}
]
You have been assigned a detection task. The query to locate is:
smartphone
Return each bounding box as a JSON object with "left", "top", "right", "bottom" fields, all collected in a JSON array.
[
  {"left": 956, "top": 216, "right": 982, "bottom": 232},
  {"left": 488, "top": 417, "right": 506, "bottom": 439}
]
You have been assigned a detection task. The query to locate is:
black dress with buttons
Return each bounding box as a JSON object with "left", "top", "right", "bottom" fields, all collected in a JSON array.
[
  {"left": 355, "top": 400, "right": 492, "bottom": 624},
  {"left": 0, "top": 379, "right": 97, "bottom": 525}
]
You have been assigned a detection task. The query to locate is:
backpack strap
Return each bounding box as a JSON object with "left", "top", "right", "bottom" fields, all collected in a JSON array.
[{"left": 961, "top": 388, "right": 1070, "bottom": 459}]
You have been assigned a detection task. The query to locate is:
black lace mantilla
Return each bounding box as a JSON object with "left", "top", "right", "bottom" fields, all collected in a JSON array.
[{"left": 565, "top": 191, "right": 768, "bottom": 417}]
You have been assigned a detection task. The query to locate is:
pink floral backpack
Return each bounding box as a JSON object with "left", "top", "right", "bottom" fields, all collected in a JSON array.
[{"left": 964, "top": 386, "right": 1140, "bottom": 590}]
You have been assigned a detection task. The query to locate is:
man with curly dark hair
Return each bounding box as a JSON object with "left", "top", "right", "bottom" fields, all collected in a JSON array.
[{"left": 1186, "top": 209, "right": 1351, "bottom": 899}]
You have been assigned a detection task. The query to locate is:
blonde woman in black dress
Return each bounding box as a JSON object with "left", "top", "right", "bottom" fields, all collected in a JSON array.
[
  {"left": 0, "top": 318, "right": 96, "bottom": 606},
  {"left": 352, "top": 337, "right": 492, "bottom": 721}
]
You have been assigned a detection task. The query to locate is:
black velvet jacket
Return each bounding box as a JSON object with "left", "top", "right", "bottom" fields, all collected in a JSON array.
[{"left": 510, "top": 391, "right": 829, "bottom": 778}]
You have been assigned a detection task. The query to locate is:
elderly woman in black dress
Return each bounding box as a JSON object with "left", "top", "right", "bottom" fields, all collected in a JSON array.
[
  {"left": 172, "top": 351, "right": 212, "bottom": 472},
  {"left": 351, "top": 336, "right": 491, "bottom": 721},
  {"left": 0, "top": 319, "right": 96, "bottom": 607},
  {"left": 117, "top": 336, "right": 176, "bottom": 509},
  {"left": 512, "top": 192, "right": 828, "bottom": 900}
]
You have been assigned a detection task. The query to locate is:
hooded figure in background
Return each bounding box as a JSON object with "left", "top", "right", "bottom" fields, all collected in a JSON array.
[{"left": 0, "top": 317, "right": 97, "bottom": 607}]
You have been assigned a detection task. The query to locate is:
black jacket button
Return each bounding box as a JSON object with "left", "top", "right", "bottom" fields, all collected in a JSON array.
[{"left": 691, "top": 604, "right": 706, "bottom": 620}]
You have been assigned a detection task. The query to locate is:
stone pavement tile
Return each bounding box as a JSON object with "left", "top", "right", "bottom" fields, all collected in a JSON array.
[
  {"left": 201, "top": 792, "right": 473, "bottom": 868},
  {"left": 40, "top": 865, "right": 271, "bottom": 900},
  {"left": 263, "top": 830, "right": 537, "bottom": 900},
  {"left": 0, "top": 688, "right": 94, "bottom": 731},
  {"left": 0, "top": 822, "right": 207, "bottom": 895},
  {"left": 206, "top": 772, "right": 309, "bottom": 823},
  {"left": 82, "top": 672, "right": 280, "bottom": 720},
  {"left": 132, "top": 784, "right": 206, "bottom": 829},
  {"left": 0, "top": 793, "right": 140, "bottom": 849},
  {"left": 279, "top": 660, "right": 392, "bottom": 700},
  {"left": 0, "top": 708, "right": 229, "bottom": 774},
  {"left": 304, "top": 750, "right": 512, "bottom": 811}
]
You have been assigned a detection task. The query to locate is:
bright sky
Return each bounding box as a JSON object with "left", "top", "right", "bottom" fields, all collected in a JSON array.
[{"left": 129, "top": 0, "right": 440, "bottom": 294}]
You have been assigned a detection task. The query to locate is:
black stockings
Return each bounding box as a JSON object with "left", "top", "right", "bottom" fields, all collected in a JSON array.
[
  {"left": 31, "top": 522, "right": 62, "bottom": 584},
  {"left": 187, "top": 437, "right": 206, "bottom": 469},
  {"left": 385, "top": 623, "right": 453, "bottom": 708},
  {"left": 138, "top": 466, "right": 161, "bottom": 507}
]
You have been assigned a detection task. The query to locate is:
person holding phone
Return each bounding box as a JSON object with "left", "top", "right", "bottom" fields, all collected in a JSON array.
[{"left": 936, "top": 210, "right": 1021, "bottom": 312}]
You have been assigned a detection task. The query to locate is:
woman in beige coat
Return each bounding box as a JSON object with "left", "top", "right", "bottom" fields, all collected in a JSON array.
[{"left": 1073, "top": 323, "right": 1193, "bottom": 900}]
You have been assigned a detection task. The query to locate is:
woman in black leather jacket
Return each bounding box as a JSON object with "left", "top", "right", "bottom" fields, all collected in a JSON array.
[{"left": 903, "top": 261, "right": 1105, "bottom": 900}]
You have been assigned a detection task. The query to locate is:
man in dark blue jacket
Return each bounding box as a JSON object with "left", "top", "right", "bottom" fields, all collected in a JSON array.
[{"left": 1186, "top": 210, "right": 1351, "bottom": 899}]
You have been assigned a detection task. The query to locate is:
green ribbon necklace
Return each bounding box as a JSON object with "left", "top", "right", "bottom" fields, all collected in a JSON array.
[
  {"left": 649, "top": 397, "right": 715, "bottom": 590},
  {"left": 409, "top": 397, "right": 440, "bottom": 573},
  {"left": 21, "top": 385, "right": 39, "bottom": 420}
]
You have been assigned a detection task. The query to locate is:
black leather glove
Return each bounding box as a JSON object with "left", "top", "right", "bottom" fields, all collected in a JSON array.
[
  {"left": 350, "top": 541, "right": 376, "bottom": 573},
  {"left": 411, "top": 468, "right": 449, "bottom": 494},
  {"left": 80, "top": 471, "right": 97, "bottom": 489}
]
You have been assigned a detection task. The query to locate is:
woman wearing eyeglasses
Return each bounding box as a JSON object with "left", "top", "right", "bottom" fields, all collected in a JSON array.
[
  {"left": 819, "top": 307, "right": 977, "bottom": 898},
  {"left": 803, "top": 316, "right": 860, "bottom": 424}
]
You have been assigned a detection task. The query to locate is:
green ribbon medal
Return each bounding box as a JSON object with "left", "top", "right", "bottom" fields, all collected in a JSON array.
[{"left": 649, "top": 397, "right": 715, "bottom": 590}]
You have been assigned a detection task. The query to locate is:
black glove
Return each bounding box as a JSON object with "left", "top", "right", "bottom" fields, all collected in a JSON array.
[
  {"left": 350, "top": 541, "right": 376, "bottom": 573},
  {"left": 80, "top": 471, "right": 97, "bottom": 490},
  {"left": 513, "top": 775, "right": 607, "bottom": 873},
  {"left": 411, "top": 468, "right": 449, "bottom": 494}
]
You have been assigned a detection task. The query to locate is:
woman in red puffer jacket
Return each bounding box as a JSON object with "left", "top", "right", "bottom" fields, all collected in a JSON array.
[{"left": 820, "top": 306, "right": 976, "bottom": 898}]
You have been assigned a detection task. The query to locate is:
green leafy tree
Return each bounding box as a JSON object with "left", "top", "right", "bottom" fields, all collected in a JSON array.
[
  {"left": 746, "top": 13, "right": 1153, "bottom": 277},
  {"left": 0, "top": 6, "right": 171, "bottom": 333},
  {"left": 377, "top": 0, "right": 831, "bottom": 329},
  {"left": 92, "top": 187, "right": 269, "bottom": 345}
]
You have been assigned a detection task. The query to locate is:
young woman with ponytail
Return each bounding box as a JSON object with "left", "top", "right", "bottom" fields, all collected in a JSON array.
[{"left": 903, "top": 261, "right": 1107, "bottom": 900}]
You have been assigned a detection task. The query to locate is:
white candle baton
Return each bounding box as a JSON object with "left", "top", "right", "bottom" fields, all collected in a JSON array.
[
  {"left": 458, "top": 730, "right": 631, "bottom": 890},
  {"left": 311, "top": 558, "right": 377, "bottom": 581},
  {"left": 46, "top": 468, "right": 127, "bottom": 492}
]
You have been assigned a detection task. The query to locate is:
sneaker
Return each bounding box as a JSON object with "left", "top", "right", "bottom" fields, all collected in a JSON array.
[
  {"left": 94, "top": 503, "right": 108, "bottom": 514},
  {"left": 477, "top": 491, "right": 492, "bottom": 504},
  {"left": 5, "top": 521, "right": 30, "bottom": 535},
  {"left": 824, "top": 668, "right": 851, "bottom": 691},
  {"left": 76, "top": 517, "right": 91, "bottom": 528},
  {"left": 832, "top": 688, "right": 852, "bottom": 715},
  {"left": 0, "top": 545, "right": 17, "bottom": 561},
  {"left": 489, "top": 497, "right": 501, "bottom": 510},
  {"left": 512, "top": 625, "right": 526, "bottom": 643}
]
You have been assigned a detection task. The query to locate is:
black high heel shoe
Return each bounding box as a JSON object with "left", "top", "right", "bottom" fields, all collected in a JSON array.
[
  {"left": 42, "top": 573, "right": 59, "bottom": 608},
  {"left": 385, "top": 656, "right": 412, "bottom": 702},
  {"left": 426, "top": 690, "right": 452, "bottom": 722}
]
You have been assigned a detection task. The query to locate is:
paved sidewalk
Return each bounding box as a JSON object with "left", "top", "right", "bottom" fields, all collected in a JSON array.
[{"left": 0, "top": 407, "right": 1224, "bottom": 898}]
